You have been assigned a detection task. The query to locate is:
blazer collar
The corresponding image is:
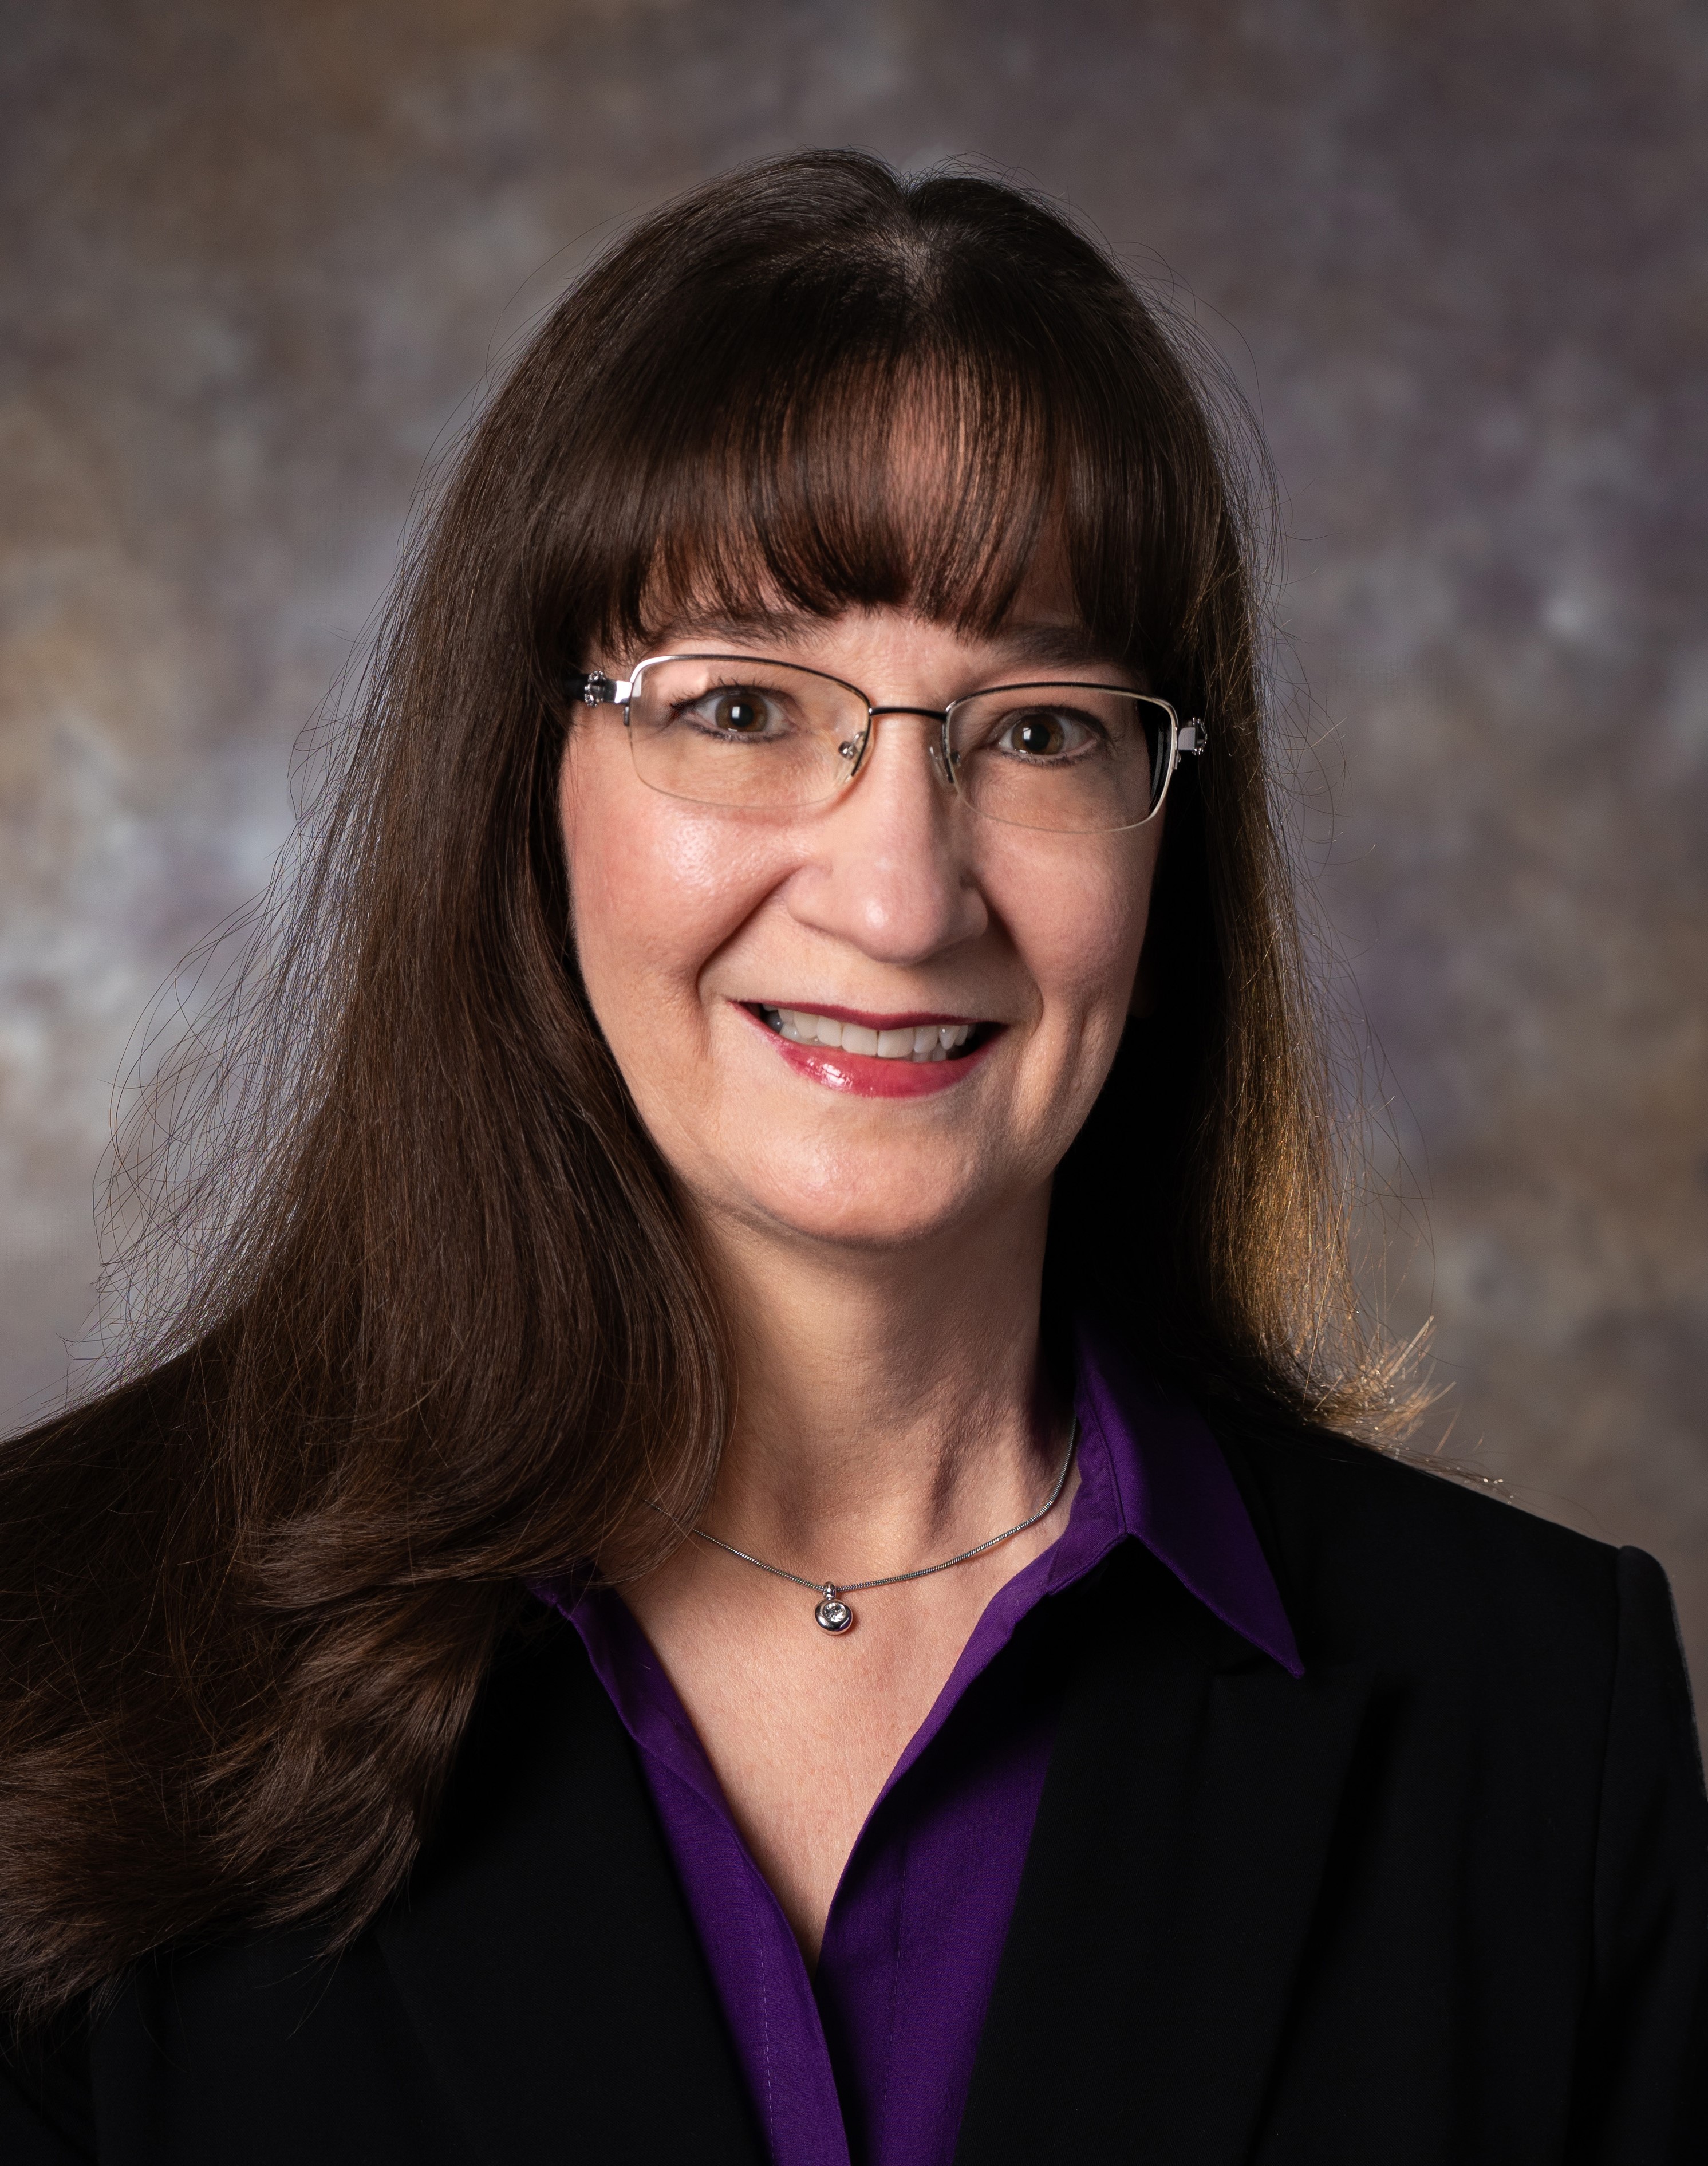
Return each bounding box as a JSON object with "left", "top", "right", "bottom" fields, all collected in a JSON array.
[
  {"left": 1074, "top": 1320, "right": 1304, "bottom": 1677},
  {"left": 957, "top": 1541, "right": 1371, "bottom": 2166}
]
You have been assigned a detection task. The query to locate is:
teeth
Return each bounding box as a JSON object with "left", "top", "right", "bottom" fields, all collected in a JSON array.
[
  {"left": 779, "top": 1008, "right": 838, "bottom": 1047},
  {"left": 760, "top": 1008, "right": 977, "bottom": 1062}
]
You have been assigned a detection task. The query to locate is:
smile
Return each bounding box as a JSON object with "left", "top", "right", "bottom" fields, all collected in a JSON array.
[
  {"left": 737, "top": 1002, "right": 999, "bottom": 1098},
  {"left": 756, "top": 1007, "right": 977, "bottom": 1064}
]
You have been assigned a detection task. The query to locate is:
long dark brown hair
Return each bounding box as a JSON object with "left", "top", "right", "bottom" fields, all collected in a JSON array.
[{"left": 0, "top": 149, "right": 1415, "bottom": 2025}]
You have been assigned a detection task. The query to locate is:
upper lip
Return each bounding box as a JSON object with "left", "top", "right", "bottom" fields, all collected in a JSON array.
[{"left": 747, "top": 1001, "right": 988, "bottom": 1029}]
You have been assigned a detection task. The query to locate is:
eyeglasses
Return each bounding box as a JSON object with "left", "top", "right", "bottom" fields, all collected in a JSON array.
[{"left": 569, "top": 655, "right": 1206, "bottom": 834}]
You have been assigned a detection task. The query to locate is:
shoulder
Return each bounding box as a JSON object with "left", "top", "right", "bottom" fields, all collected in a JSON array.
[
  {"left": 1197, "top": 1396, "right": 1708, "bottom": 1913},
  {"left": 1, "top": 1352, "right": 206, "bottom": 1491},
  {"left": 1205, "top": 1395, "right": 1638, "bottom": 1692}
]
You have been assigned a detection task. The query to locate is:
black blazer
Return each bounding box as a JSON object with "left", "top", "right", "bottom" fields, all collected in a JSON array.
[{"left": 6, "top": 1409, "right": 1707, "bottom": 2163}]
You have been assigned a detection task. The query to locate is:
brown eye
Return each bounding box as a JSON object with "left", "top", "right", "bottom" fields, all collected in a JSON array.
[
  {"left": 996, "top": 708, "right": 1089, "bottom": 759},
  {"left": 1012, "top": 715, "right": 1065, "bottom": 757},
  {"left": 712, "top": 690, "right": 770, "bottom": 734}
]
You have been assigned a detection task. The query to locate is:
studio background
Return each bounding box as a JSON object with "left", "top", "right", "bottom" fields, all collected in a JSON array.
[{"left": 5, "top": 2, "right": 1705, "bottom": 1693}]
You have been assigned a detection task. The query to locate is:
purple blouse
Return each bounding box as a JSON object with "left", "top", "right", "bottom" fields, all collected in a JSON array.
[{"left": 545, "top": 1330, "right": 1301, "bottom": 2166}]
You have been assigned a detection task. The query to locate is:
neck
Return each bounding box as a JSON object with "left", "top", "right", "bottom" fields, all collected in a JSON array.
[{"left": 691, "top": 1186, "right": 1064, "bottom": 1581}]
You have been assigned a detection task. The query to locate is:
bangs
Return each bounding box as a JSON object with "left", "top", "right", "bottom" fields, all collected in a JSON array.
[
  {"left": 541, "top": 174, "right": 1223, "bottom": 691},
  {"left": 613, "top": 349, "right": 1067, "bottom": 650}
]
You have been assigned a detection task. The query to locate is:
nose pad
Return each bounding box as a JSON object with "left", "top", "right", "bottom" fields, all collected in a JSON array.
[{"left": 839, "top": 711, "right": 960, "bottom": 794}]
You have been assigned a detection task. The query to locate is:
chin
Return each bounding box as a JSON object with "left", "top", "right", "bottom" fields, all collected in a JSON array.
[
  {"left": 758, "top": 1200, "right": 981, "bottom": 1254},
  {"left": 731, "top": 1145, "right": 1020, "bottom": 1253}
]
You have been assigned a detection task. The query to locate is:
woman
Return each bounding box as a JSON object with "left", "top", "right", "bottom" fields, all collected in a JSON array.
[{"left": 2, "top": 151, "right": 1703, "bottom": 2164}]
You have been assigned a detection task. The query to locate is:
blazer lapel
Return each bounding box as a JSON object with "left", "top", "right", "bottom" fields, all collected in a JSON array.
[
  {"left": 376, "top": 1617, "right": 766, "bottom": 2166},
  {"left": 956, "top": 1545, "right": 1374, "bottom": 2166}
]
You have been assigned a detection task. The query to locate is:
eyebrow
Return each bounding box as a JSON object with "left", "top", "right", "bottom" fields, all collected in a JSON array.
[
  {"left": 991, "top": 622, "right": 1128, "bottom": 672},
  {"left": 641, "top": 609, "right": 1129, "bottom": 676}
]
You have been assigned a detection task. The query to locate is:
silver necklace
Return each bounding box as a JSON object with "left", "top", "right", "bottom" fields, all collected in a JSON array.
[{"left": 680, "top": 1421, "right": 1078, "bottom": 1633}]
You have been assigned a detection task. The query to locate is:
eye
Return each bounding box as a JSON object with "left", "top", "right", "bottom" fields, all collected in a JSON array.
[
  {"left": 678, "top": 685, "right": 786, "bottom": 738},
  {"left": 711, "top": 690, "right": 769, "bottom": 734},
  {"left": 992, "top": 706, "right": 1097, "bottom": 759}
]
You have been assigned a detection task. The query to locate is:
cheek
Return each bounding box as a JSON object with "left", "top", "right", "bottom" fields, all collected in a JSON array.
[
  {"left": 993, "top": 830, "right": 1158, "bottom": 1034},
  {"left": 558, "top": 738, "right": 772, "bottom": 1025}
]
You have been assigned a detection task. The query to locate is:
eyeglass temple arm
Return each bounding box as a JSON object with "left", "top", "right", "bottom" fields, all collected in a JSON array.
[{"left": 568, "top": 671, "right": 630, "bottom": 704}]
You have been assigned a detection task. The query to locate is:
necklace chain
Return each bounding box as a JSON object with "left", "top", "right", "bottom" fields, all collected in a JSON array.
[{"left": 670, "top": 1421, "right": 1078, "bottom": 1633}]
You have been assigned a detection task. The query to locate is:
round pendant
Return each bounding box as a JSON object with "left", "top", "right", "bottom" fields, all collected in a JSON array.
[{"left": 814, "top": 1588, "right": 854, "bottom": 1633}]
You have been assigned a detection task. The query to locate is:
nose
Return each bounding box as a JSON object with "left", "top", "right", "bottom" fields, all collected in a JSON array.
[{"left": 787, "top": 710, "right": 988, "bottom": 966}]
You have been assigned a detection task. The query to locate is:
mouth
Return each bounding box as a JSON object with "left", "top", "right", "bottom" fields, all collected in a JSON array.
[
  {"left": 739, "top": 1002, "right": 1001, "bottom": 1097},
  {"left": 750, "top": 1004, "right": 988, "bottom": 1064}
]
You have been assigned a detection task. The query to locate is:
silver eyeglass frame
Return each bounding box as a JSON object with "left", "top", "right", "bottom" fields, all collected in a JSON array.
[{"left": 568, "top": 653, "right": 1207, "bottom": 832}]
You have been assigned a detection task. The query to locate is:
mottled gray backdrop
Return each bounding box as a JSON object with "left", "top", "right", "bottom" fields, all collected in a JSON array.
[{"left": 4, "top": 2, "right": 1705, "bottom": 1688}]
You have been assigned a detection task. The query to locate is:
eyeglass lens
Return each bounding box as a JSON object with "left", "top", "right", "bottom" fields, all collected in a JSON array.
[{"left": 622, "top": 657, "right": 1172, "bottom": 833}]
